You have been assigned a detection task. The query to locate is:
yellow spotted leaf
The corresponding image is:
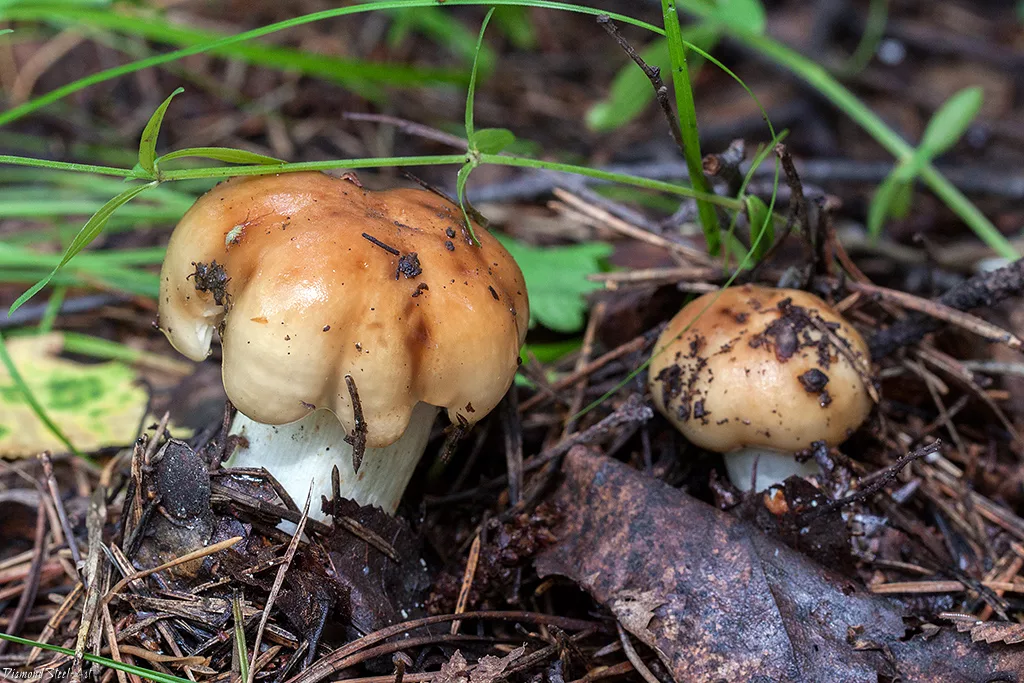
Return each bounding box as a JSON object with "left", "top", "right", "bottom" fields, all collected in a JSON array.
[{"left": 0, "top": 334, "right": 188, "bottom": 457}]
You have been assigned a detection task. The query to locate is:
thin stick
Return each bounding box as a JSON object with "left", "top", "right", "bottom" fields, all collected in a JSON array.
[
  {"left": 40, "top": 451, "right": 81, "bottom": 568},
  {"left": 554, "top": 188, "right": 711, "bottom": 265},
  {"left": 849, "top": 280, "right": 1022, "bottom": 350},
  {"left": 247, "top": 490, "right": 311, "bottom": 683},
  {"left": 615, "top": 623, "right": 660, "bottom": 683},
  {"left": 104, "top": 536, "right": 242, "bottom": 605},
  {"left": 0, "top": 500, "right": 47, "bottom": 655},
  {"left": 344, "top": 374, "right": 368, "bottom": 473},
  {"left": 520, "top": 330, "right": 656, "bottom": 413},
  {"left": 450, "top": 533, "right": 482, "bottom": 635},
  {"left": 596, "top": 15, "right": 686, "bottom": 157},
  {"left": 288, "top": 612, "right": 604, "bottom": 683}
]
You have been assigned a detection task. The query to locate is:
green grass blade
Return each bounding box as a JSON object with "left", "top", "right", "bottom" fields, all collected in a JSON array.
[
  {"left": 464, "top": 8, "right": 497, "bottom": 145},
  {"left": 661, "top": 0, "right": 722, "bottom": 254},
  {"left": 8, "top": 181, "right": 158, "bottom": 314},
  {"left": 156, "top": 147, "right": 284, "bottom": 166},
  {"left": 138, "top": 87, "right": 183, "bottom": 175},
  {"left": 0, "top": 633, "right": 188, "bottom": 683},
  {"left": 0, "top": 1, "right": 662, "bottom": 128},
  {"left": 0, "top": 154, "right": 135, "bottom": 176},
  {"left": 4, "top": 5, "right": 466, "bottom": 96}
]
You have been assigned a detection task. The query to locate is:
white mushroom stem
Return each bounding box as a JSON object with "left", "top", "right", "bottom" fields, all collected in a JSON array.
[
  {"left": 225, "top": 403, "right": 439, "bottom": 519},
  {"left": 723, "top": 447, "right": 820, "bottom": 493}
]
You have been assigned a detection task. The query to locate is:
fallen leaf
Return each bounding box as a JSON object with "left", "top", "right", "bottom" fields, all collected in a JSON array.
[
  {"left": 536, "top": 446, "right": 1024, "bottom": 681},
  {"left": 435, "top": 645, "right": 527, "bottom": 683},
  {"left": 470, "top": 645, "right": 526, "bottom": 683},
  {"left": 0, "top": 333, "right": 188, "bottom": 456}
]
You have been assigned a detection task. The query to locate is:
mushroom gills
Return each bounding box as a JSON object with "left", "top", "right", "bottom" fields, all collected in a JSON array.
[
  {"left": 723, "top": 447, "right": 820, "bottom": 493},
  {"left": 225, "top": 402, "right": 440, "bottom": 518}
]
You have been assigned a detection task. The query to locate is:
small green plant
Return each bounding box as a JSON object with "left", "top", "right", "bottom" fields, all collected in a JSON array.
[{"left": 868, "top": 86, "right": 984, "bottom": 239}]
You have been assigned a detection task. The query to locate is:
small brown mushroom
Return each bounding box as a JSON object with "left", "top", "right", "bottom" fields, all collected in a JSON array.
[
  {"left": 159, "top": 172, "right": 529, "bottom": 515},
  {"left": 648, "top": 284, "right": 873, "bottom": 491}
]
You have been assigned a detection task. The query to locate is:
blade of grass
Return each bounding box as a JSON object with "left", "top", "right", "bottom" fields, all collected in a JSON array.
[
  {"left": 0, "top": 633, "right": 189, "bottom": 683},
  {"left": 5, "top": 5, "right": 467, "bottom": 94},
  {"left": 456, "top": 7, "right": 497, "bottom": 246},
  {"left": 0, "top": 1, "right": 661, "bottom": 128},
  {"left": 8, "top": 181, "right": 158, "bottom": 314},
  {"left": 661, "top": 0, "right": 722, "bottom": 255},
  {"left": 138, "top": 87, "right": 183, "bottom": 176}
]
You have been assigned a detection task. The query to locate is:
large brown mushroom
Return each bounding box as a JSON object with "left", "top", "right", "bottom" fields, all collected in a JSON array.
[
  {"left": 648, "top": 284, "right": 873, "bottom": 492},
  {"left": 159, "top": 171, "right": 528, "bottom": 516}
]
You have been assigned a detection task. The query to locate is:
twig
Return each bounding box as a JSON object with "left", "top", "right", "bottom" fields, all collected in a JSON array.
[
  {"left": 850, "top": 280, "right": 1022, "bottom": 350},
  {"left": 0, "top": 498, "right": 47, "bottom": 655},
  {"left": 71, "top": 487, "right": 106, "bottom": 683},
  {"left": 553, "top": 188, "right": 711, "bottom": 265},
  {"left": 344, "top": 375, "right": 368, "bottom": 474},
  {"left": 39, "top": 451, "right": 81, "bottom": 568},
  {"left": 450, "top": 533, "right": 482, "bottom": 636},
  {"left": 343, "top": 112, "right": 467, "bottom": 149},
  {"left": 796, "top": 441, "right": 940, "bottom": 526},
  {"left": 596, "top": 15, "right": 686, "bottom": 157},
  {"left": 247, "top": 489, "right": 311, "bottom": 683},
  {"left": 588, "top": 267, "right": 722, "bottom": 288},
  {"left": 104, "top": 536, "right": 242, "bottom": 605},
  {"left": 501, "top": 391, "right": 524, "bottom": 505},
  {"left": 702, "top": 139, "right": 746, "bottom": 192},
  {"left": 870, "top": 257, "right": 1024, "bottom": 359},
  {"left": 562, "top": 302, "right": 606, "bottom": 437},
  {"left": 615, "top": 623, "right": 660, "bottom": 683},
  {"left": 520, "top": 328, "right": 660, "bottom": 413},
  {"left": 286, "top": 612, "right": 603, "bottom": 683},
  {"left": 27, "top": 581, "right": 82, "bottom": 664}
]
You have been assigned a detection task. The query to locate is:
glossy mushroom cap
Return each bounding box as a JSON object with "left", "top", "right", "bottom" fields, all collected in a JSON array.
[
  {"left": 159, "top": 172, "right": 528, "bottom": 447},
  {"left": 648, "top": 284, "right": 872, "bottom": 453}
]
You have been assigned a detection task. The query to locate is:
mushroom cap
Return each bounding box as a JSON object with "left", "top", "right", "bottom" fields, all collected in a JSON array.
[
  {"left": 159, "top": 172, "right": 528, "bottom": 447},
  {"left": 648, "top": 284, "right": 872, "bottom": 453}
]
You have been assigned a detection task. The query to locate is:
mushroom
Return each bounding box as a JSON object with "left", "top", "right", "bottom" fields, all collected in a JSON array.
[
  {"left": 158, "top": 172, "right": 528, "bottom": 517},
  {"left": 648, "top": 284, "right": 873, "bottom": 492}
]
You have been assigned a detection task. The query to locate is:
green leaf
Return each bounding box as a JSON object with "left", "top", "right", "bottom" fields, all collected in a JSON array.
[
  {"left": 918, "top": 86, "right": 983, "bottom": 159},
  {"left": 497, "top": 236, "right": 612, "bottom": 333},
  {"left": 471, "top": 128, "right": 516, "bottom": 154},
  {"left": 138, "top": 87, "right": 184, "bottom": 175},
  {"left": 745, "top": 194, "right": 773, "bottom": 260},
  {"left": 156, "top": 146, "right": 284, "bottom": 166},
  {"left": 708, "top": 0, "right": 767, "bottom": 34},
  {"left": 889, "top": 180, "right": 914, "bottom": 219},
  {"left": 8, "top": 181, "right": 158, "bottom": 314},
  {"left": 867, "top": 172, "right": 902, "bottom": 238},
  {"left": 455, "top": 159, "right": 480, "bottom": 246},
  {"left": 868, "top": 86, "right": 983, "bottom": 239},
  {"left": 522, "top": 339, "right": 583, "bottom": 364}
]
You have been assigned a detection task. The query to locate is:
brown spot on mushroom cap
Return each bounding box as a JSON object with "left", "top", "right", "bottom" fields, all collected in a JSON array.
[
  {"left": 158, "top": 172, "right": 529, "bottom": 447},
  {"left": 647, "top": 285, "right": 872, "bottom": 453}
]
